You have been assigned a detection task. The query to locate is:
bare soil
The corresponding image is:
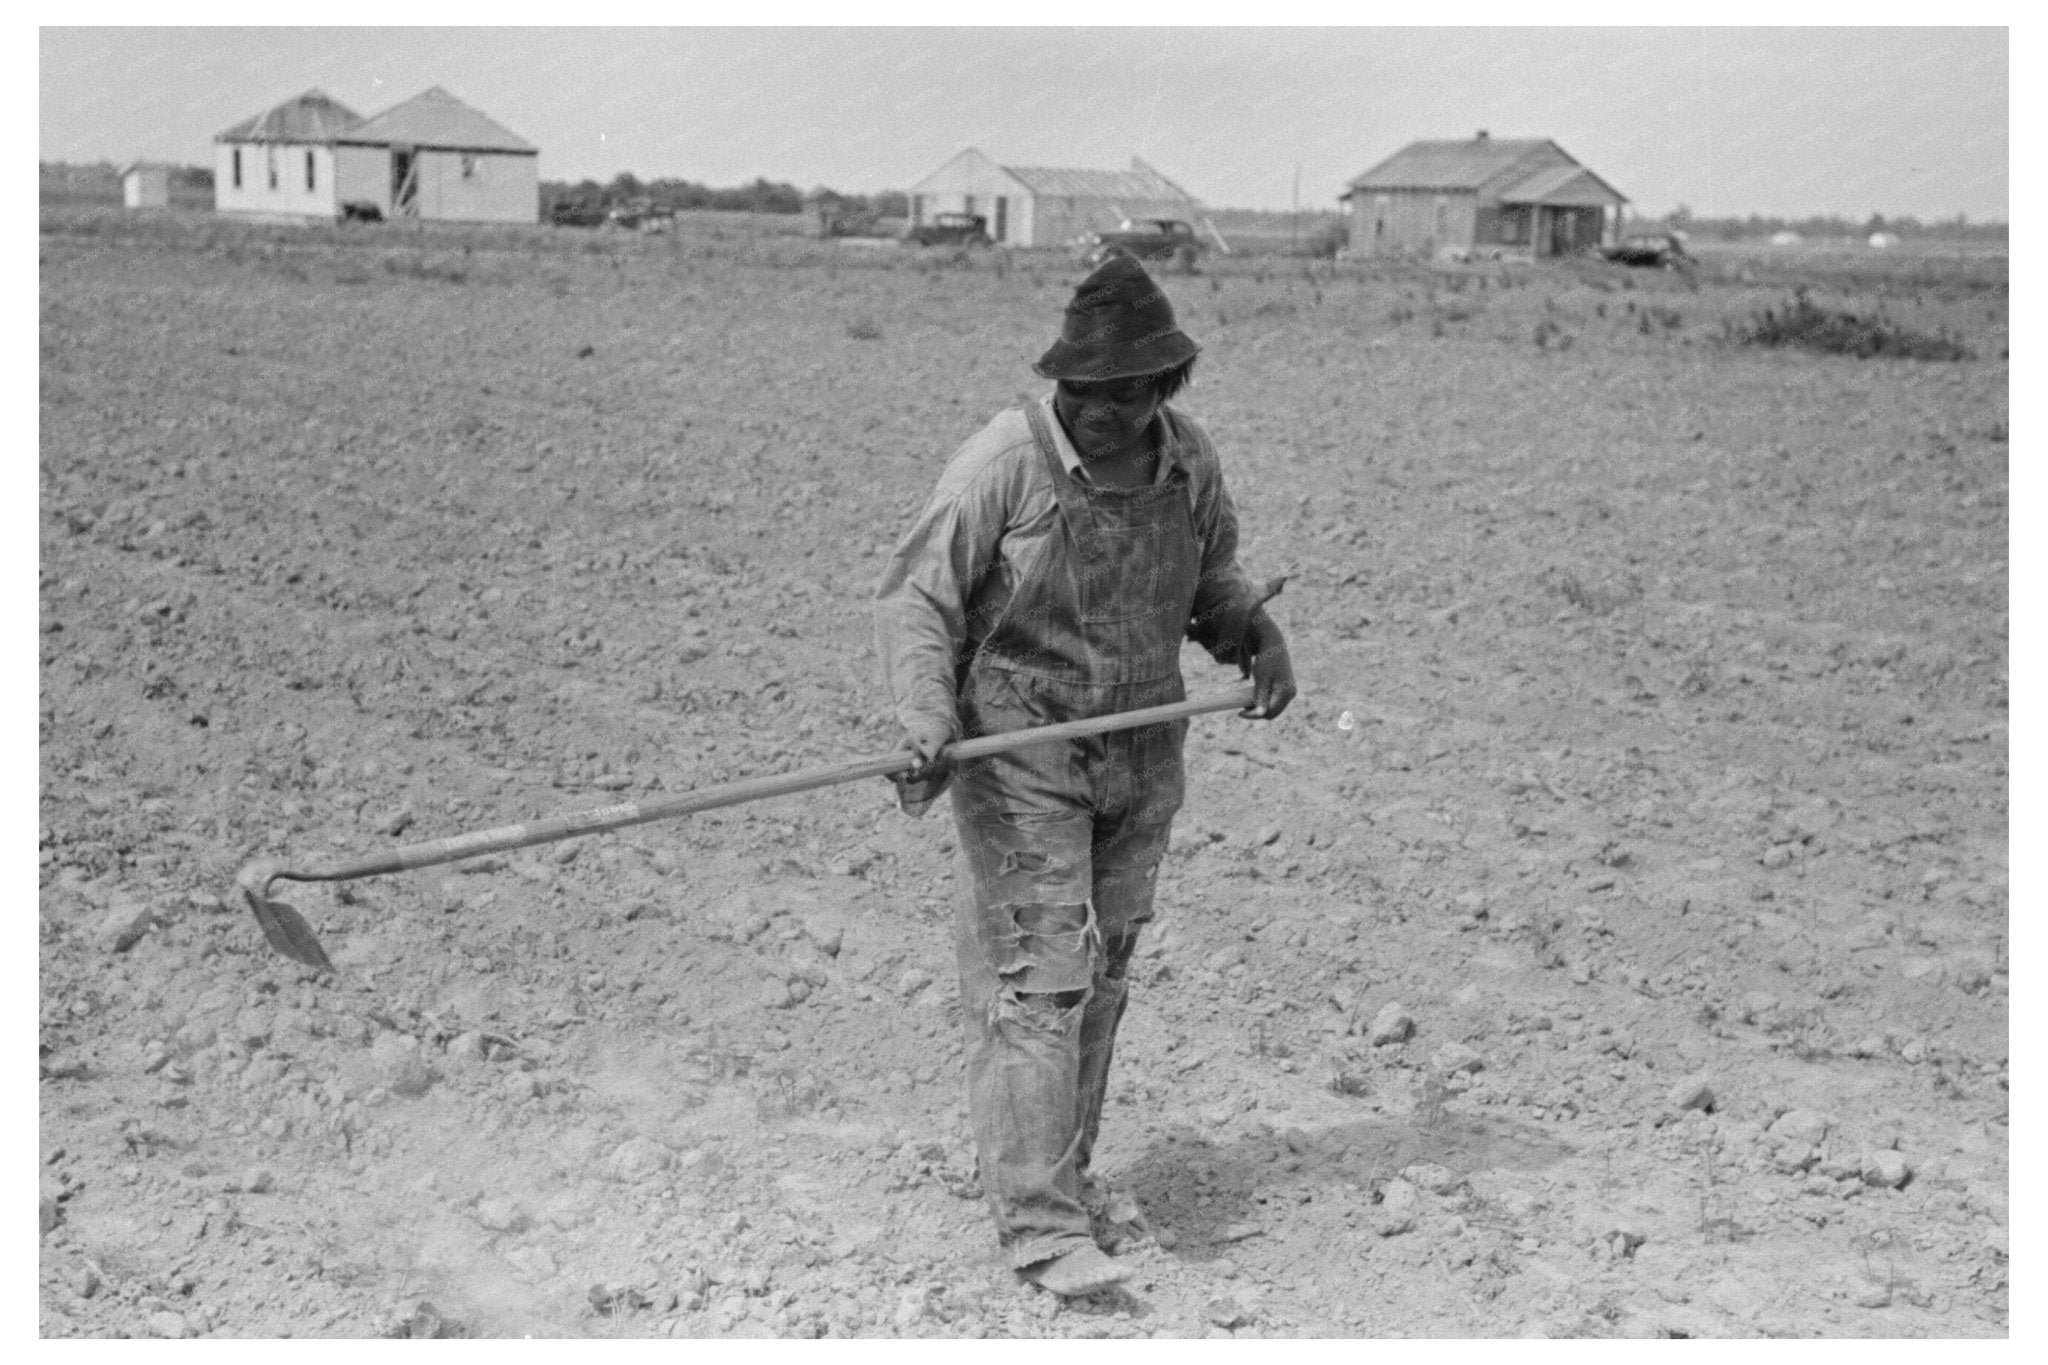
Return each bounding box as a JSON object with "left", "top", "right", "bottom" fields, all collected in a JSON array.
[{"left": 38, "top": 209, "right": 2008, "bottom": 1338}]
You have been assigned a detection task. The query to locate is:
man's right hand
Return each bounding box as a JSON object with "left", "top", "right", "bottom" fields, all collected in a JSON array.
[
  {"left": 900, "top": 717, "right": 954, "bottom": 783},
  {"left": 891, "top": 717, "right": 956, "bottom": 816}
]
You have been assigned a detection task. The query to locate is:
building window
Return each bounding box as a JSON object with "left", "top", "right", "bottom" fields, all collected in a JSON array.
[
  {"left": 306, "top": 150, "right": 316, "bottom": 191},
  {"left": 461, "top": 153, "right": 478, "bottom": 180},
  {"left": 232, "top": 148, "right": 242, "bottom": 189},
  {"left": 267, "top": 147, "right": 278, "bottom": 190}
]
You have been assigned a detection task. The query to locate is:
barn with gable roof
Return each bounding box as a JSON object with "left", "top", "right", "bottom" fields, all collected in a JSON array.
[
  {"left": 1339, "top": 132, "right": 1627, "bottom": 259},
  {"left": 331, "top": 86, "right": 538, "bottom": 224},
  {"left": 212, "top": 86, "right": 537, "bottom": 224},
  {"left": 907, "top": 147, "right": 1201, "bottom": 249}
]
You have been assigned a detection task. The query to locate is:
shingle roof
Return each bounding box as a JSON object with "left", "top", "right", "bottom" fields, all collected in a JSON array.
[
  {"left": 214, "top": 89, "right": 363, "bottom": 145},
  {"left": 1495, "top": 164, "right": 1627, "bottom": 207},
  {"left": 1345, "top": 137, "right": 1556, "bottom": 192},
  {"left": 335, "top": 86, "right": 534, "bottom": 153},
  {"left": 1003, "top": 158, "right": 1197, "bottom": 204}
]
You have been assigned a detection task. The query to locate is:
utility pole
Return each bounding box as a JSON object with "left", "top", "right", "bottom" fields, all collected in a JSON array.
[{"left": 1292, "top": 162, "right": 1301, "bottom": 253}]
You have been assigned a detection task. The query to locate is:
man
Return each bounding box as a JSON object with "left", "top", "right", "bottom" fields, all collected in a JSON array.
[{"left": 874, "top": 252, "right": 1295, "bottom": 1296}]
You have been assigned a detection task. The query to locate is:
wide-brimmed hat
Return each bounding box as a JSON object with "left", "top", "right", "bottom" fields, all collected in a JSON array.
[{"left": 1032, "top": 252, "right": 1201, "bottom": 382}]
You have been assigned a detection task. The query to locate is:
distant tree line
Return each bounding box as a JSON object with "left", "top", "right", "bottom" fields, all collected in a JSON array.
[
  {"left": 41, "top": 161, "right": 213, "bottom": 189},
  {"left": 1636, "top": 205, "right": 2006, "bottom": 244},
  {"left": 540, "top": 171, "right": 907, "bottom": 218}
]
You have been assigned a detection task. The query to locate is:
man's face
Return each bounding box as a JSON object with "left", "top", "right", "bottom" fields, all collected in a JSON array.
[{"left": 1054, "top": 374, "right": 1163, "bottom": 460}]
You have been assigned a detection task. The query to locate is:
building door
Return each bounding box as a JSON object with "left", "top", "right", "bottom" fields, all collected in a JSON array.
[
  {"left": 392, "top": 147, "right": 419, "bottom": 217},
  {"left": 1554, "top": 210, "right": 1578, "bottom": 254},
  {"left": 993, "top": 196, "right": 1008, "bottom": 242}
]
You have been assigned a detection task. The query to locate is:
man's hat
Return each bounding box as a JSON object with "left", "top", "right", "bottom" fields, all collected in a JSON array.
[{"left": 1032, "top": 252, "right": 1201, "bottom": 382}]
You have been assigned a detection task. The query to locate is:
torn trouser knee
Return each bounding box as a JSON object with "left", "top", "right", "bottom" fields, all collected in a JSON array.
[
  {"left": 1075, "top": 930, "right": 1139, "bottom": 1177},
  {"left": 989, "top": 899, "right": 1099, "bottom": 1002}
]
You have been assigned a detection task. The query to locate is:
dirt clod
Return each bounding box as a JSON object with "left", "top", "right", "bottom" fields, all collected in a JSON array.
[
  {"left": 1367, "top": 1002, "right": 1415, "bottom": 1045},
  {"left": 1861, "top": 1149, "right": 1912, "bottom": 1189}
]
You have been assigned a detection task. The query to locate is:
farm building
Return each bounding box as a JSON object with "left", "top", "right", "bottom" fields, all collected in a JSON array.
[
  {"left": 212, "top": 86, "right": 537, "bottom": 224},
  {"left": 213, "top": 89, "right": 363, "bottom": 220},
  {"left": 331, "top": 87, "right": 537, "bottom": 224},
  {"left": 120, "top": 163, "right": 171, "bottom": 210},
  {"left": 906, "top": 147, "right": 1200, "bottom": 248},
  {"left": 1339, "top": 132, "right": 1626, "bottom": 259}
]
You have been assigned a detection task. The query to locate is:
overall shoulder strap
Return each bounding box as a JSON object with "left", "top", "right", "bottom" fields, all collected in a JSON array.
[
  {"left": 1023, "top": 397, "right": 1102, "bottom": 559},
  {"left": 1158, "top": 406, "right": 1204, "bottom": 521}
]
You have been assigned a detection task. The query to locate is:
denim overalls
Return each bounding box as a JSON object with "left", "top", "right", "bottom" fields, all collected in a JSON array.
[{"left": 947, "top": 400, "right": 1203, "bottom": 1269}]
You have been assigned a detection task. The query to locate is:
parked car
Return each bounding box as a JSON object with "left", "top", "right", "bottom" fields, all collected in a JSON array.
[
  {"left": 606, "top": 201, "right": 676, "bottom": 232},
  {"left": 339, "top": 201, "right": 384, "bottom": 223},
  {"left": 902, "top": 212, "right": 992, "bottom": 247},
  {"left": 549, "top": 203, "right": 607, "bottom": 228},
  {"left": 1078, "top": 218, "right": 1216, "bottom": 271},
  {"left": 1593, "top": 231, "right": 1693, "bottom": 269}
]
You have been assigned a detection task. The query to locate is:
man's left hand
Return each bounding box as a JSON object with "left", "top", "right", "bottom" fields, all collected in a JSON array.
[{"left": 1239, "top": 614, "right": 1296, "bottom": 719}]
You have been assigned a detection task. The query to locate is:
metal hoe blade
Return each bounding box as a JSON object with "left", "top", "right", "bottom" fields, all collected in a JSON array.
[{"left": 237, "top": 861, "right": 335, "bottom": 972}]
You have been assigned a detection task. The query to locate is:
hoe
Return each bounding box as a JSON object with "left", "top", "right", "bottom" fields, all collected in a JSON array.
[{"left": 237, "top": 684, "right": 1257, "bottom": 971}]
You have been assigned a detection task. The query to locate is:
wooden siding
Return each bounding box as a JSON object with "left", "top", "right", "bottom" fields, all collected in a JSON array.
[
  {"left": 213, "top": 142, "right": 338, "bottom": 218},
  {"left": 409, "top": 148, "right": 536, "bottom": 224},
  {"left": 1349, "top": 188, "right": 1476, "bottom": 257},
  {"left": 332, "top": 145, "right": 391, "bottom": 216}
]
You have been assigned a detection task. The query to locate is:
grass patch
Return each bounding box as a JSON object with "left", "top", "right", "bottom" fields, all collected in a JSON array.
[{"left": 1729, "top": 288, "right": 1973, "bottom": 360}]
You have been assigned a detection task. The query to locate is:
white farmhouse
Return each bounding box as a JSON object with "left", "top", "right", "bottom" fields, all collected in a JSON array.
[{"left": 213, "top": 89, "right": 363, "bottom": 220}]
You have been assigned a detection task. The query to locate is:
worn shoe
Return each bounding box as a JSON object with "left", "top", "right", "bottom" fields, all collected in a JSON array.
[{"left": 1018, "top": 1245, "right": 1132, "bottom": 1297}]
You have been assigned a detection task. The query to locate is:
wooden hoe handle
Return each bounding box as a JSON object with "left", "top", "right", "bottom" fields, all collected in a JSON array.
[{"left": 237, "top": 684, "right": 1255, "bottom": 969}]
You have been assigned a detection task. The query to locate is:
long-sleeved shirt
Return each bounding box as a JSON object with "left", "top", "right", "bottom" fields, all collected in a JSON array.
[{"left": 875, "top": 392, "right": 1268, "bottom": 740}]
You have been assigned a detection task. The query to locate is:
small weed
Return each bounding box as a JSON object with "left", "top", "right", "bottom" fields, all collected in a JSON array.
[
  {"left": 752, "top": 1068, "right": 834, "bottom": 1120},
  {"left": 1692, "top": 1142, "right": 1755, "bottom": 1243},
  {"left": 1537, "top": 565, "right": 1637, "bottom": 615},
  {"left": 846, "top": 317, "right": 883, "bottom": 341},
  {"left": 1638, "top": 305, "right": 1684, "bottom": 333},
  {"left": 382, "top": 255, "right": 468, "bottom": 285},
  {"left": 1249, "top": 1020, "right": 1291, "bottom": 1060},
  {"left": 1418, "top": 1072, "right": 1451, "bottom": 1129}
]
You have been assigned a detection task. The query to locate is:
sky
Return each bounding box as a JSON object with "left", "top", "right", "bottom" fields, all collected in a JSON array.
[{"left": 39, "top": 24, "right": 2010, "bottom": 221}]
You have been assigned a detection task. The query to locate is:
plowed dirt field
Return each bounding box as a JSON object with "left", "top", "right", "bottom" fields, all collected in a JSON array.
[{"left": 38, "top": 211, "right": 2008, "bottom": 1338}]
